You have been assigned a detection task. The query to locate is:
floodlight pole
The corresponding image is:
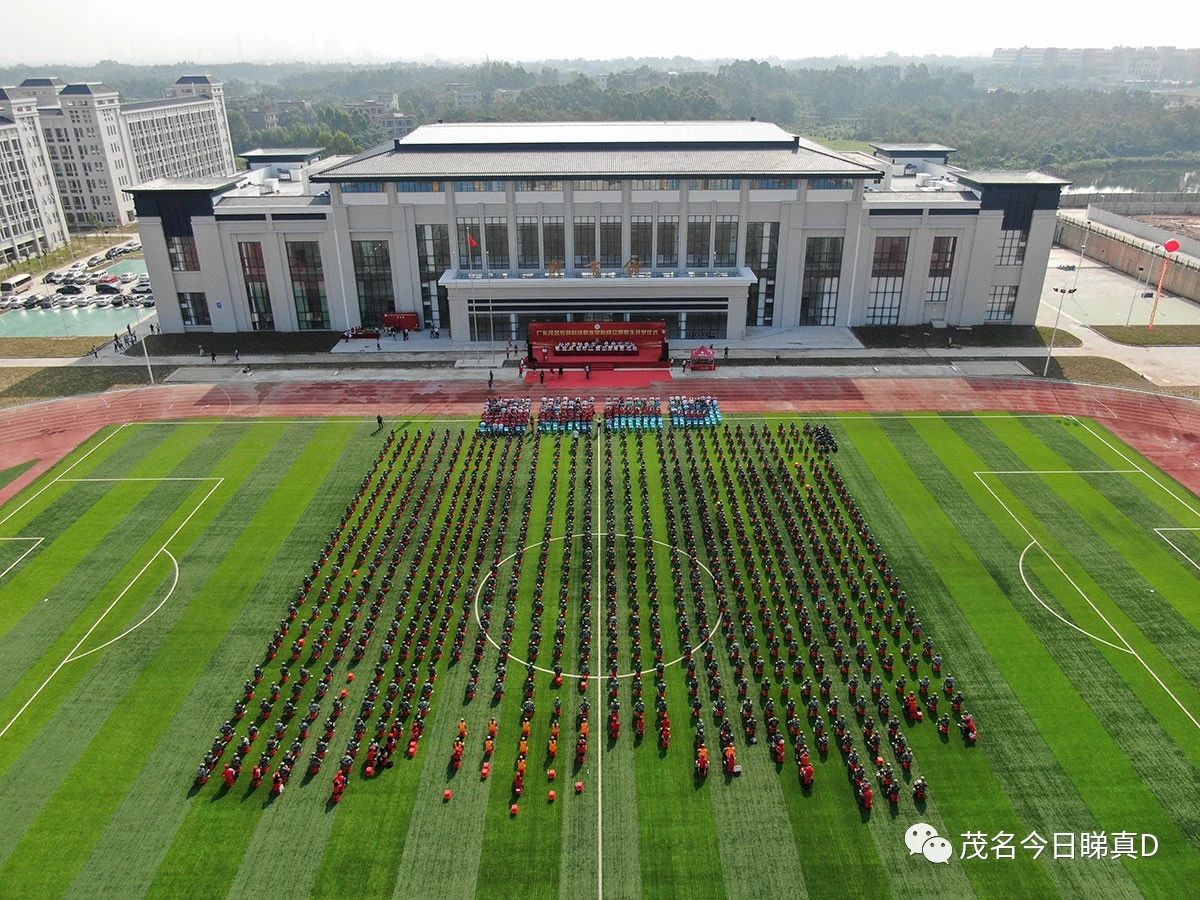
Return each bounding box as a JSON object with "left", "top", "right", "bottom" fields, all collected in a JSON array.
[
  {"left": 142, "top": 333, "right": 155, "bottom": 385},
  {"left": 1043, "top": 286, "right": 1075, "bottom": 378}
]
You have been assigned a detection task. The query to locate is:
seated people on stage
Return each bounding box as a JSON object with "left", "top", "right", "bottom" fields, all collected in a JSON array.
[{"left": 552, "top": 340, "right": 638, "bottom": 355}]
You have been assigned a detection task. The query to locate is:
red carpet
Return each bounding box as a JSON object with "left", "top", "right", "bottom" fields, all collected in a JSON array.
[{"left": 524, "top": 369, "right": 674, "bottom": 389}]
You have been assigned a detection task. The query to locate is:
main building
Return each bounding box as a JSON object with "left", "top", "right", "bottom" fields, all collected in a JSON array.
[{"left": 128, "top": 121, "right": 1068, "bottom": 340}]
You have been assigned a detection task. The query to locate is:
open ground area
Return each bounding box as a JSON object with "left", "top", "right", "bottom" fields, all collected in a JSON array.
[{"left": 0, "top": 381, "right": 1196, "bottom": 898}]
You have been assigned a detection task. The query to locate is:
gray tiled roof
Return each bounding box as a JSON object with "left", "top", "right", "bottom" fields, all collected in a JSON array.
[
  {"left": 175, "top": 75, "right": 217, "bottom": 85},
  {"left": 315, "top": 146, "right": 881, "bottom": 181},
  {"left": 0, "top": 87, "right": 34, "bottom": 101},
  {"left": 19, "top": 77, "right": 66, "bottom": 88},
  {"left": 127, "top": 174, "right": 246, "bottom": 193},
  {"left": 60, "top": 83, "right": 118, "bottom": 96}
]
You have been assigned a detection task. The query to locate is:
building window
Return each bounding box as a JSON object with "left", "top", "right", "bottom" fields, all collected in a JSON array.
[
  {"left": 457, "top": 218, "right": 482, "bottom": 270},
  {"left": 686, "top": 215, "right": 711, "bottom": 268},
  {"left": 542, "top": 217, "right": 565, "bottom": 269},
  {"left": 454, "top": 180, "right": 506, "bottom": 193},
  {"left": 810, "top": 178, "right": 853, "bottom": 190},
  {"left": 656, "top": 216, "right": 678, "bottom": 268},
  {"left": 688, "top": 178, "right": 740, "bottom": 191},
  {"left": 286, "top": 241, "right": 329, "bottom": 330},
  {"left": 630, "top": 179, "right": 678, "bottom": 191},
  {"left": 630, "top": 216, "right": 652, "bottom": 267},
  {"left": 516, "top": 217, "right": 540, "bottom": 269},
  {"left": 866, "top": 236, "right": 908, "bottom": 325},
  {"left": 415, "top": 223, "right": 450, "bottom": 329},
  {"left": 177, "top": 291, "right": 210, "bottom": 327},
  {"left": 573, "top": 179, "right": 622, "bottom": 191},
  {"left": 801, "top": 236, "right": 842, "bottom": 326},
  {"left": 926, "top": 236, "right": 956, "bottom": 304},
  {"left": 714, "top": 215, "right": 739, "bottom": 267},
  {"left": 238, "top": 241, "right": 273, "bottom": 330},
  {"left": 599, "top": 216, "right": 622, "bottom": 267},
  {"left": 748, "top": 178, "right": 798, "bottom": 190},
  {"left": 352, "top": 240, "right": 394, "bottom": 328},
  {"left": 484, "top": 217, "right": 509, "bottom": 270},
  {"left": 573, "top": 216, "right": 595, "bottom": 268},
  {"left": 167, "top": 235, "right": 198, "bottom": 271},
  {"left": 395, "top": 180, "right": 445, "bottom": 192},
  {"left": 341, "top": 181, "right": 384, "bottom": 193},
  {"left": 987, "top": 285, "right": 1018, "bottom": 321},
  {"left": 512, "top": 179, "right": 562, "bottom": 191},
  {"left": 744, "top": 222, "right": 780, "bottom": 326},
  {"left": 995, "top": 229, "right": 1028, "bottom": 266}
]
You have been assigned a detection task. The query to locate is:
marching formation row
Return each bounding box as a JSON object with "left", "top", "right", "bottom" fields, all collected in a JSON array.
[{"left": 479, "top": 395, "right": 723, "bottom": 435}]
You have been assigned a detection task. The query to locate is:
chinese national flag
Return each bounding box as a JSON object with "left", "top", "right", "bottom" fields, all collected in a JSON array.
[{"left": 467, "top": 232, "right": 479, "bottom": 249}]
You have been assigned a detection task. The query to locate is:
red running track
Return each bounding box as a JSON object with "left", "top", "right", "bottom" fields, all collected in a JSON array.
[{"left": 1, "top": 377, "right": 1197, "bottom": 507}]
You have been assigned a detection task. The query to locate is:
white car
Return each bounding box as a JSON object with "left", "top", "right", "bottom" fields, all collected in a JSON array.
[
  {"left": 68, "top": 260, "right": 87, "bottom": 271},
  {"left": 120, "top": 273, "right": 138, "bottom": 283}
]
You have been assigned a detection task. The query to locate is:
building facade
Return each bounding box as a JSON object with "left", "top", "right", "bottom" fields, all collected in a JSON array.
[
  {"left": 0, "top": 88, "right": 68, "bottom": 264},
  {"left": 1, "top": 74, "right": 235, "bottom": 230},
  {"left": 127, "top": 121, "right": 1066, "bottom": 339}
]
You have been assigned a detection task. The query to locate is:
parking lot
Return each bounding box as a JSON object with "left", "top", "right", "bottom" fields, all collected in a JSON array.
[{"left": 0, "top": 242, "right": 158, "bottom": 337}]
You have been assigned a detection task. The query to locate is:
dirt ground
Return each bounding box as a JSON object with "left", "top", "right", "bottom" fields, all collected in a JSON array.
[{"left": 1133, "top": 215, "right": 1200, "bottom": 243}]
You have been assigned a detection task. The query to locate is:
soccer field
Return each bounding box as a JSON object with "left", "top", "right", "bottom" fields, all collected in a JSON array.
[{"left": 0, "top": 413, "right": 1196, "bottom": 899}]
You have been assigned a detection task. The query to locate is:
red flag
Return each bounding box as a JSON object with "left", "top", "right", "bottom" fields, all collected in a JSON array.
[{"left": 467, "top": 231, "right": 479, "bottom": 249}]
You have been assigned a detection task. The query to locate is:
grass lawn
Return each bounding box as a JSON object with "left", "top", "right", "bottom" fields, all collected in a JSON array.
[
  {"left": 0, "top": 414, "right": 1195, "bottom": 898},
  {"left": 1091, "top": 325, "right": 1200, "bottom": 347},
  {"left": 854, "top": 326, "right": 1083, "bottom": 350},
  {"left": 0, "top": 365, "right": 177, "bottom": 400},
  {"left": 0, "top": 460, "right": 34, "bottom": 492},
  {"left": 0, "top": 337, "right": 102, "bottom": 359},
  {"left": 137, "top": 332, "right": 343, "bottom": 356}
]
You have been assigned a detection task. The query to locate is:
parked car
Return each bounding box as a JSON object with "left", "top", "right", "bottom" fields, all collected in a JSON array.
[
  {"left": 130, "top": 284, "right": 154, "bottom": 295},
  {"left": 87, "top": 273, "right": 106, "bottom": 284},
  {"left": 140, "top": 297, "right": 156, "bottom": 307},
  {"left": 68, "top": 260, "right": 87, "bottom": 271},
  {"left": 22, "top": 295, "right": 41, "bottom": 308},
  {"left": 119, "top": 273, "right": 138, "bottom": 284},
  {"left": 105, "top": 247, "right": 123, "bottom": 259},
  {"left": 87, "top": 255, "right": 106, "bottom": 268},
  {"left": 98, "top": 274, "right": 120, "bottom": 284},
  {"left": 43, "top": 272, "right": 61, "bottom": 284},
  {"left": 128, "top": 241, "right": 142, "bottom": 251},
  {"left": 95, "top": 282, "right": 124, "bottom": 295},
  {"left": 58, "top": 283, "right": 85, "bottom": 295}
]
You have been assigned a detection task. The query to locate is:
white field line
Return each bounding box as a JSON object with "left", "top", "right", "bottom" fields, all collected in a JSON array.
[
  {"left": 975, "top": 468, "right": 1200, "bottom": 731},
  {"left": 0, "top": 423, "right": 128, "bottom": 529},
  {"left": 1154, "top": 528, "right": 1200, "bottom": 574},
  {"left": 595, "top": 434, "right": 603, "bottom": 900},
  {"left": 1017, "top": 542, "right": 1131, "bottom": 654},
  {"left": 0, "top": 537, "right": 43, "bottom": 582},
  {"left": 66, "top": 550, "right": 179, "bottom": 662},
  {"left": 1072, "top": 417, "right": 1200, "bottom": 520},
  {"left": 0, "top": 476, "right": 222, "bottom": 742}
]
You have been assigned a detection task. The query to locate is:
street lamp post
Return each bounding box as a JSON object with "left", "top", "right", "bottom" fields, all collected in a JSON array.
[
  {"left": 1125, "top": 261, "right": 1150, "bottom": 327},
  {"left": 1043, "top": 286, "right": 1076, "bottom": 378}
]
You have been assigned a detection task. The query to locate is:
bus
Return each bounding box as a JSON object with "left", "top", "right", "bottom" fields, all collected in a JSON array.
[{"left": 0, "top": 273, "right": 33, "bottom": 295}]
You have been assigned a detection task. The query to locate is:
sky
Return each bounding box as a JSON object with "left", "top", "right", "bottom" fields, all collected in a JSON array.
[{"left": 1, "top": 0, "right": 1192, "bottom": 66}]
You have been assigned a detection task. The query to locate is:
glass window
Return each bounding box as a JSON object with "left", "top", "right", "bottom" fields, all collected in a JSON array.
[
  {"left": 341, "top": 182, "right": 384, "bottom": 193},
  {"left": 866, "top": 236, "right": 908, "bottom": 325},
  {"left": 351, "top": 240, "right": 394, "bottom": 328},
  {"left": 573, "top": 216, "right": 595, "bottom": 268},
  {"left": 237, "top": 241, "right": 273, "bottom": 331},
  {"left": 630, "top": 216, "right": 652, "bottom": 267},
  {"left": 516, "top": 217, "right": 540, "bottom": 269},
  {"left": 177, "top": 291, "right": 210, "bottom": 327},
  {"left": 746, "top": 222, "right": 780, "bottom": 326},
  {"left": 686, "top": 215, "right": 711, "bottom": 268},
  {"left": 167, "top": 235, "right": 198, "bottom": 271},
  {"left": 512, "top": 179, "right": 562, "bottom": 191},
  {"left": 415, "top": 223, "right": 450, "bottom": 329},
  {"left": 714, "top": 215, "right": 739, "bottom": 267},
  {"left": 454, "top": 180, "right": 506, "bottom": 192},
  {"left": 656, "top": 216, "right": 678, "bottom": 268},
  {"left": 688, "top": 179, "right": 740, "bottom": 191},
  {"left": 810, "top": 178, "right": 853, "bottom": 190},
  {"left": 286, "top": 241, "right": 329, "bottom": 330},
  {"left": 801, "top": 236, "right": 843, "bottom": 326},
  {"left": 987, "top": 285, "right": 1018, "bottom": 321},
  {"left": 996, "top": 229, "right": 1028, "bottom": 266},
  {"left": 395, "top": 181, "right": 445, "bottom": 192},
  {"left": 599, "top": 216, "right": 622, "bottom": 267},
  {"left": 748, "top": 178, "right": 798, "bottom": 190},
  {"left": 542, "top": 217, "right": 565, "bottom": 270},
  {"left": 456, "top": 217, "right": 481, "bottom": 270},
  {"left": 630, "top": 179, "right": 679, "bottom": 191},
  {"left": 926, "top": 236, "right": 957, "bottom": 304},
  {"left": 484, "top": 217, "right": 509, "bottom": 270},
  {"left": 573, "top": 179, "right": 622, "bottom": 191}
]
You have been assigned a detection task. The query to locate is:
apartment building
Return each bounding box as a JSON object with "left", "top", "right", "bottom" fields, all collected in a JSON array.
[{"left": 0, "top": 87, "right": 68, "bottom": 264}]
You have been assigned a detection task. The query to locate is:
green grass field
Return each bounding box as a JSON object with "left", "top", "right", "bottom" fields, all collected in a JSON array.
[{"left": 0, "top": 413, "right": 1196, "bottom": 899}]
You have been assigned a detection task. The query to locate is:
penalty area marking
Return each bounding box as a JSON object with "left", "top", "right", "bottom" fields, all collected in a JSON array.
[
  {"left": 0, "top": 476, "right": 222, "bottom": 742},
  {"left": 0, "top": 537, "right": 44, "bottom": 582},
  {"left": 975, "top": 465, "right": 1200, "bottom": 731},
  {"left": 1154, "top": 528, "right": 1200, "bottom": 574}
]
